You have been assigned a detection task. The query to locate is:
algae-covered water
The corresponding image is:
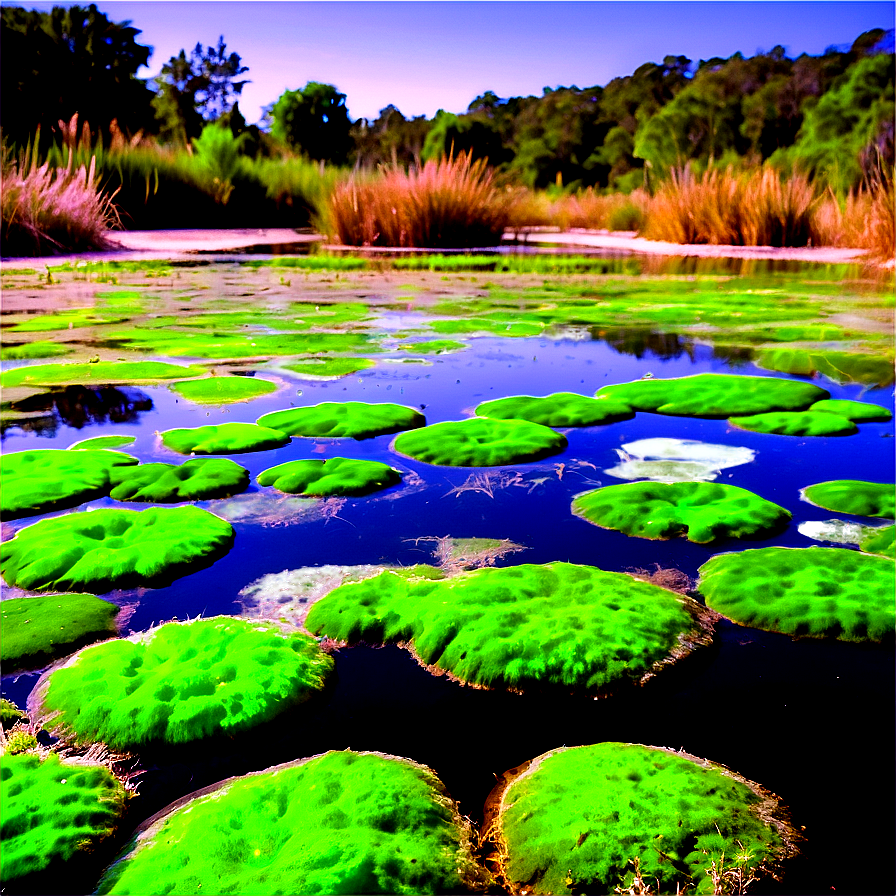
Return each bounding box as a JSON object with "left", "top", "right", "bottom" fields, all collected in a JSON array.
[{"left": 1, "top": 253, "right": 893, "bottom": 895}]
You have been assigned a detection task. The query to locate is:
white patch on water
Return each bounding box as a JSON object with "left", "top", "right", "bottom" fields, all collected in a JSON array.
[{"left": 604, "top": 438, "right": 756, "bottom": 482}]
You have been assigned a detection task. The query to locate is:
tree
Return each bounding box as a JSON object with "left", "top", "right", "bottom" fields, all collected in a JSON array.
[
  {"left": 269, "top": 82, "right": 353, "bottom": 164},
  {"left": 351, "top": 105, "right": 431, "bottom": 168}
]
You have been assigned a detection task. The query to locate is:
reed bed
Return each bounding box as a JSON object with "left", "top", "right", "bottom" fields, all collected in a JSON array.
[
  {"left": 506, "top": 188, "right": 649, "bottom": 232},
  {"left": 813, "top": 172, "right": 895, "bottom": 260}
]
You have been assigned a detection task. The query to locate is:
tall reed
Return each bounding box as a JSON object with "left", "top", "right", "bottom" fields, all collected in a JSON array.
[{"left": 813, "top": 171, "right": 895, "bottom": 260}]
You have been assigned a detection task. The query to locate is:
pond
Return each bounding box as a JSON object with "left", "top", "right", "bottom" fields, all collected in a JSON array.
[{"left": 1, "top": 253, "right": 893, "bottom": 895}]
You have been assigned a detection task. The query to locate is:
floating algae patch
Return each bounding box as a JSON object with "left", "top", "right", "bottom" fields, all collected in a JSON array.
[
  {"left": 573, "top": 481, "right": 790, "bottom": 543},
  {"left": 279, "top": 357, "right": 375, "bottom": 379},
  {"left": 429, "top": 317, "right": 544, "bottom": 337},
  {"left": 108, "top": 458, "right": 250, "bottom": 503},
  {"left": 169, "top": 376, "right": 278, "bottom": 405},
  {"left": 1, "top": 361, "right": 206, "bottom": 389},
  {"left": 808, "top": 399, "right": 892, "bottom": 422},
  {"left": 730, "top": 411, "right": 858, "bottom": 437},
  {"left": 68, "top": 435, "right": 137, "bottom": 450},
  {"left": 393, "top": 418, "right": 567, "bottom": 467},
  {"left": 697, "top": 546, "right": 895, "bottom": 641},
  {"left": 35, "top": 617, "right": 334, "bottom": 749},
  {"left": 414, "top": 536, "right": 526, "bottom": 573},
  {"left": 490, "top": 742, "right": 798, "bottom": 896},
  {"left": 7, "top": 308, "right": 129, "bottom": 332},
  {"left": 604, "top": 438, "right": 756, "bottom": 483},
  {"left": 475, "top": 392, "right": 634, "bottom": 427},
  {"left": 394, "top": 338, "right": 467, "bottom": 355},
  {"left": 594, "top": 373, "right": 827, "bottom": 417},
  {"left": 0, "top": 506, "right": 234, "bottom": 593},
  {"left": 861, "top": 525, "right": 896, "bottom": 558},
  {"left": 95, "top": 750, "right": 486, "bottom": 896},
  {"left": 258, "top": 402, "right": 425, "bottom": 439},
  {"left": 1, "top": 448, "right": 138, "bottom": 519},
  {"left": 258, "top": 458, "right": 400, "bottom": 497},
  {"left": 1, "top": 752, "right": 127, "bottom": 888},
  {"left": 0, "top": 340, "right": 73, "bottom": 360},
  {"left": 2, "top": 594, "right": 120, "bottom": 673},
  {"left": 306, "top": 562, "right": 712, "bottom": 694},
  {"left": 161, "top": 422, "right": 290, "bottom": 455},
  {"left": 801, "top": 480, "right": 895, "bottom": 518},
  {"left": 758, "top": 348, "right": 895, "bottom": 388}
]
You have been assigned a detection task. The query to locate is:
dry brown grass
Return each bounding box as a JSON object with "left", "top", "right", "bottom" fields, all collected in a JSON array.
[
  {"left": 813, "top": 171, "right": 895, "bottom": 260},
  {"left": 506, "top": 187, "right": 649, "bottom": 232}
]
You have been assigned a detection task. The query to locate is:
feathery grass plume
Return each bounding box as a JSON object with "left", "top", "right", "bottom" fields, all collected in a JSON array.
[
  {"left": 506, "top": 187, "right": 649, "bottom": 232},
  {"left": 327, "top": 152, "right": 509, "bottom": 248},
  {"left": 740, "top": 167, "right": 816, "bottom": 247}
]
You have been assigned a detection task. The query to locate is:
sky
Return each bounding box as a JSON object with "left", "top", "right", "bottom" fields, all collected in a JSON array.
[{"left": 9, "top": 1, "right": 895, "bottom": 124}]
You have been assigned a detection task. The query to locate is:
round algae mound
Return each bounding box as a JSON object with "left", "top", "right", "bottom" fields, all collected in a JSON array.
[
  {"left": 494, "top": 743, "right": 796, "bottom": 896},
  {"left": 594, "top": 373, "right": 827, "bottom": 417},
  {"left": 68, "top": 435, "right": 137, "bottom": 450},
  {"left": 96, "top": 751, "right": 485, "bottom": 896},
  {"left": 572, "top": 481, "right": 790, "bottom": 543},
  {"left": 161, "top": 422, "right": 290, "bottom": 455},
  {"left": 809, "top": 398, "right": 892, "bottom": 422},
  {"left": 1, "top": 752, "right": 127, "bottom": 887},
  {"left": 257, "top": 401, "right": 425, "bottom": 439},
  {"left": 108, "top": 458, "right": 250, "bottom": 503},
  {"left": 169, "top": 376, "right": 277, "bottom": 404},
  {"left": 393, "top": 417, "right": 567, "bottom": 467},
  {"left": 475, "top": 392, "right": 634, "bottom": 427},
  {"left": 729, "top": 411, "right": 858, "bottom": 436},
  {"left": 801, "top": 480, "right": 895, "bottom": 518},
  {"left": 1, "top": 449, "right": 139, "bottom": 519},
  {"left": 2, "top": 594, "right": 119, "bottom": 673},
  {"left": 280, "top": 357, "right": 375, "bottom": 379},
  {"left": 861, "top": 525, "right": 896, "bottom": 558},
  {"left": 0, "top": 506, "right": 234, "bottom": 593},
  {"left": 38, "top": 617, "right": 334, "bottom": 748},
  {"left": 1, "top": 361, "right": 205, "bottom": 389},
  {"left": 306, "top": 562, "right": 711, "bottom": 693},
  {"left": 698, "top": 546, "right": 895, "bottom": 641},
  {"left": 257, "top": 457, "right": 400, "bottom": 496}
]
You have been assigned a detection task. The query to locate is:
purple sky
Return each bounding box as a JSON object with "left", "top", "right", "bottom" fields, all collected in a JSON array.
[{"left": 9, "top": 1, "right": 894, "bottom": 123}]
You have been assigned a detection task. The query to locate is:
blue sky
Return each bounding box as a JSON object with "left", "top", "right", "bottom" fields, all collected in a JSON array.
[{"left": 10, "top": 1, "right": 895, "bottom": 123}]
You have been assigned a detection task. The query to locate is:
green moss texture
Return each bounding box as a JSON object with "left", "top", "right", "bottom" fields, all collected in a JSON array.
[
  {"left": 7, "top": 308, "right": 127, "bottom": 332},
  {"left": 861, "top": 525, "right": 896, "bottom": 558},
  {"left": 161, "top": 422, "right": 290, "bottom": 455},
  {"left": 729, "top": 411, "right": 858, "bottom": 436},
  {"left": 257, "top": 458, "right": 401, "bottom": 496},
  {"left": 801, "top": 480, "right": 895, "bottom": 518},
  {"left": 393, "top": 418, "right": 567, "bottom": 466},
  {"left": 1, "top": 449, "right": 138, "bottom": 519},
  {"left": 280, "top": 358, "right": 375, "bottom": 378},
  {"left": 697, "top": 546, "right": 895, "bottom": 641},
  {"left": 758, "top": 348, "right": 895, "bottom": 387},
  {"left": 1, "top": 340, "right": 73, "bottom": 360},
  {"left": 306, "top": 562, "right": 706, "bottom": 693},
  {"left": 97, "top": 751, "right": 483, "bottom": 895},
  {"left": 572, "top": 481, "right": 790, "bottom": 543},
  {"left": 68, "top": 435, "right": 137, "bottom": 450},
  {"left": 1, "top": 753, "right": 126, "bottom": 887},
  {"left": 41, "top": 617, "right": 334, "bottom": 748},
  {"left": 475, "top": 392, "right": 634, "bottom": 427},
  {"left": 1, "top": 361, "right": 205, "bottom": 388},
  {"left": 808, "top": 399, "right": 892, "bottom": 422},
  {"left": 0, "top": 506, "right": 235, "bottom": 593},
  {"left": 2, "top": 594, "right": 119, "bottom": 672},
  {"left": 257, "top": 402, "right": 425, "bottom": 439},
  {"left": 594, "top": 373, "right": 827, "bottom": 417},
  {"left": 169, "top": 376, "right": 278, "bottom": 404},
  {"left": 108, "top": 458, "right": 250, "bottom": 503},
  {"left": 497, "top": 743, "right": 788, "bottom": 896}
]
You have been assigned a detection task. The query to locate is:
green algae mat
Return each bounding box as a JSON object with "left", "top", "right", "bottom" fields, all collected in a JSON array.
[
  {"left": 808, "top": 399, "right": 892, "bottom": 422},
  {"left": 95, "top": 750, "right": 486, "bottom": 895},
  {"left": 305, "top": 562, "right": 712, "bottom": 694},
  {"left": 35, "top": 617, "right": 334, "bottom": 748},
  {"left": 1, "top": 594, "right": 119, "bottom": 673},
  {"left": 1, "top": 361, "right": 206, "bottom": 388},
  {"left": 69, "top": 435, "right": 137, "bottom": 450},
  {"left": 1, "top": 752, "right": 127, "bottom": 888},
  {"left": 758, "top": 348, "right": 895, "bottom": 388},
  {"left": 169, "top": 376, "right": 278, "bottom": 404},
  {"left": 572, "top": 481, "right": 790, "bottom": 543},
  {"left": 257, "top": 457, "right": 401, "bottom": 496},
  {"left": 697, "top": 546, "right": 895, "bottom": 641},
  {"left": 1, "top": 448, "right": 138, "bottom": 519},
  {"left": 801, "top": 480, "right": 895, "bottom": 518},
  {"left": 393, "top": 417, "right": 567, "bottom": 466},
  {"left": 490, "top": 742, "right": 798, "bottom": 895},
  {"left": 279, "top": 357, "right": 375, "bottom": 379},
  {"left": 594, "top": 373, "right": 828, "bottom": 417},
  {"left": 730, "top": 410, "right": 858, "bottom": 436},
  {"left": 257, "top": 401, "right": 425, "bottom": 439},
  {"left": 108, "top": 458, "right": 250, "bottom": 503},
  {"left": 475, "top": 392, "right": 634, "bottom": 427},
  {"left": 161, "top": 422, "right": 290, "bottom": 455},
  {"left": 0, "top": 506, "right": 235, "bottom": 593},
  {"left": 861, "top": 525, "right": 896, "bottom": 558}
]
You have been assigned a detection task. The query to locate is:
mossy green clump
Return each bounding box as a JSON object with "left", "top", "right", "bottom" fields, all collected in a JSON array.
[
  {"left": 0, "top": 340, "right": 73, "bottom": 360},
  {"left": 697, "top": 546, "right": 895, "bottom": 641},
  {"left": 0, "top": 698, "right": 26, "bottom": 727},
  {"left": 96, "top": 750, "right": 485, "bottom": 896},
  {"left": 1, "top": 449, "right": 139, "bottom": 519},
  {"left": 169, "top": 376, "right": 278, "bottom": 405},
  {"left": 1, "top": 361, "right": 206, "bottom": 389},
  {"left": 729, "top": 411, "right": 858, "bottom": 436},
  {"left": 161, "top": 422, "right": 290, "bottom": 455},
  {"left": 801, "top": 480, "right": 895, "bottom": 518},
  {"left": 594, "top": 373, "right": 827, "bottom": 417},
  {"left": 495, "top": 743, "right": 793, "bottom": 896},
  {"left": 2, "top": 594, "right": 119, "bottom": 672},
  {"left": 0, "top": 506, "right": 234, "bottom": 593},
  {"left": 257, "top": 402, "right": 425, "bottom": 439},
  {"left": 1, "top": 752, "right": 127, "bottom": 887},
  {"left": 758, "top": 348, "right": 895, "bottom": 387},
  {"left": 108, "top": 458, "right": 250, "bottom": 503},
  {"left": 861, "top": 525, "right": 896, "bottom": 558},
  {"left": 7, "top": 308, "right": 128, "bottom": 332},
  {"left": 306, "top": 562, "right": 709, "bottom": 693},
  {"left": 476, "top": 392, "right": 634, "bottom": 427},
  {"left": 429, "top": 317, "right": 544, "bottom": 337},
  {"left": 280, "top": 357, "right": 375, "bottom": 379},
  {"left": 572, "top": 481, "right": 790, "bottom": 543},
  {"left": 808, "top": 399, "right": 892, "bottom": 422},
  {"left": 393, "top": 418, "right": 567, "bottom": 466},
  {"left": 257, "top": 458, "right": 401, "bottom": 497},
  {"left": 39, "top": 617, "right": 333, "bottom": 748},
  {"left": 68, "top": 435, "right": 137, "bottom": 450}
]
